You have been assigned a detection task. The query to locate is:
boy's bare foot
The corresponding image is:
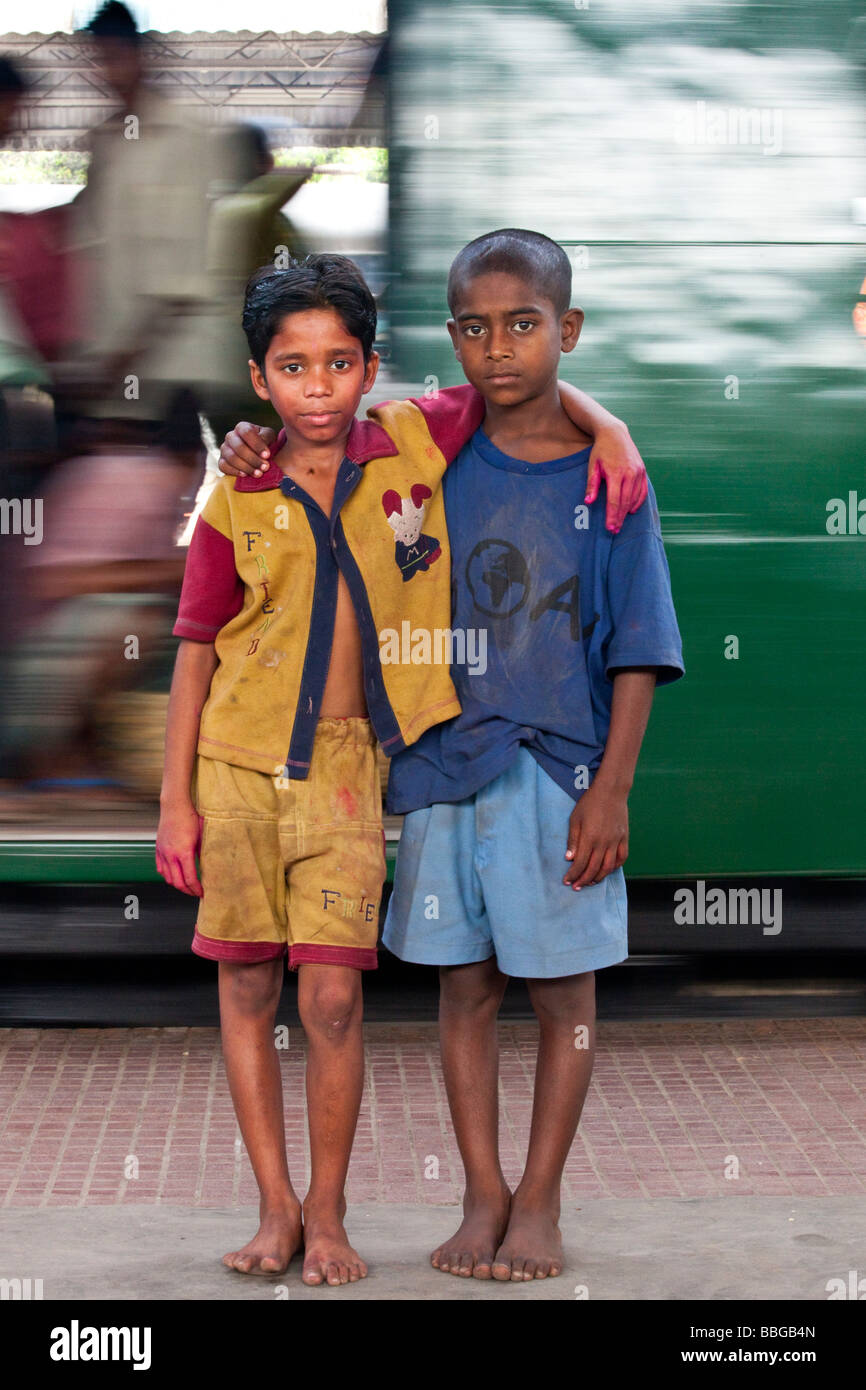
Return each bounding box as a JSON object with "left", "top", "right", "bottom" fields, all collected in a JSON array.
[
  {"left": 491, "top": 1197, "right": 564, "bottom": 1280},
  {"left": 223, "top": 1198, "right": 303, "bottom": 1275},
  {"left": 431, "top": 1184, "right": 511, "bottom": 1279},
  {"left": 302, "top": 1198, "right": 368, "bottom": 1286}
]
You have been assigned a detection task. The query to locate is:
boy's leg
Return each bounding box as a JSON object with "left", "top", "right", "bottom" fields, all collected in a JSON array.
[
  {"left": 296, "top": 962, "right": 367, "bottom": 1287},
  {"left": 383, "top": 792, "right": 512, "bottom": 1278},
  {"left": 219, "top": 957, "right": 304, "bottom": 1274},
  {"left": 432, "top": 956, "right": 511, "bottom": 1278},
  {"left": 282, "top": 717, "right": 384, "bottom": 1286},
  {"left": 492, "top": 970, "right": 596, "bottom": 1281}
]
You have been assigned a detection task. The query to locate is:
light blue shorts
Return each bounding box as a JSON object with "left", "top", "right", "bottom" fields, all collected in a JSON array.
[{"left": 383, "top": 746, "right": 628, "bottom": 979}]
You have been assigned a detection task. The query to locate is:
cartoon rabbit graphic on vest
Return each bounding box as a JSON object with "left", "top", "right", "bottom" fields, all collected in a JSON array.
[{"left": 382, "top": 483, "right": 442, "bottom": 582}]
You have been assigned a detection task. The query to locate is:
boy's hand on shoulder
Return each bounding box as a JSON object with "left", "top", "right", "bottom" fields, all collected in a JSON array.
[
  {"left": 156, "top": 801, "right": 204, "bottom": 897},
  {"left": 585, "top": 423, "right": 648, "bottom": 534},
  {"left": 563, "top": 782, "right": 629, "bottom": 889},
  {"left": 218, "top": 422, "right": 277, "bottom": 478}
]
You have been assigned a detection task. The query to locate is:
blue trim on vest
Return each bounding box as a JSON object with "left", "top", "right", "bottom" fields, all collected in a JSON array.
[
  {"left": 277, "top": 457, "right": 403, "bottom": 776},
  {"left": 332, "top": 514, "right": 404, "bottom": 756},
  {"left": 279, "top": 479, "right": 336, "bottom": 777}
]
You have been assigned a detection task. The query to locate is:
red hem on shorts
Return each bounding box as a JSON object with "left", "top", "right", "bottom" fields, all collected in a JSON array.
[
  {"left": 288, "top": 944, "right": 378, "bottom": 971},
  {"left": 192, "top": 929, "right": 285, "bottom": 963}
]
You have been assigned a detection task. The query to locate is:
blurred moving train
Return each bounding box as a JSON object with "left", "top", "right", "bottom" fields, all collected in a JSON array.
[{"left": 387, "top": 0, "right": 866, "bottom": 882}]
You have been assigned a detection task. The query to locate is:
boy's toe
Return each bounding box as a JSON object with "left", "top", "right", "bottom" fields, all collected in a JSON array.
[{"left": 523, "top": 1260, "right": 537, "bottom": 1280}]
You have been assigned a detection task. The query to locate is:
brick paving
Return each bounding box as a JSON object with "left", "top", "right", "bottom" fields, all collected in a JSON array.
[{"left": 1, "top": 1019, "right": 865, "bottom": 1209}]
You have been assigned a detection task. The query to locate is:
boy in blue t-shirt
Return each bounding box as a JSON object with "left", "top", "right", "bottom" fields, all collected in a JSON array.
[{"left": 384, "top": 229, "right": 684, "bottom": 1282}]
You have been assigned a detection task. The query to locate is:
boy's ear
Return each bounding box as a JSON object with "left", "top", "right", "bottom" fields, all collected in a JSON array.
[
  {"left": 249, "top": 358, "right": 271, "bottom": 402},
  {"left": 361, "top": 349, "right": 380, "bottom": 396},
  {"left": 560, "top": 307, "right": 584, "bottom": 354},
  {"left": 446, "top": 318, "right": 462, "bottom": 360}
]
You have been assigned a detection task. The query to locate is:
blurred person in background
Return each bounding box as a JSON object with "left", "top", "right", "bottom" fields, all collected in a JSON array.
[
  {"left": 195, "top": 122, "right": 311, "bottom": 446},
  {"left": 0, "top": 56, "right": 61, "bottom": 414},
  {"left": 54, "top": 0, "right": 220, "bottom": 454},
  {"left": 0, "top": 2, "right": 228, "bottom": 815},
  {"left": 0, "top": 426, "right": 199, "bottom": 817},
  {"left": 0, "top": 55, "right": 63, "bottom": 781}
]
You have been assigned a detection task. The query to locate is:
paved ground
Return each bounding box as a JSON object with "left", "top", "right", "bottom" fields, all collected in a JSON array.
[
  {"left": 3, "top": 1019, "right": 866, "bottom": 1208},
  {"left": 3, "top": 1196, "right": 863, "bottom": 1301},
  {"left": 2, "top": 1018, "right": 866, "bottom": 1300}
]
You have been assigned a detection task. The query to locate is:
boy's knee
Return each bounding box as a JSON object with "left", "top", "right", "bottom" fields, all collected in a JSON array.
[
  {"left": 528, "top": 970, "right": 595, "bottom": 1021},
  {"left": 439, "top": 958, "right": 506, "bottom": 1013},
  {"left": 300, "top": 977, "right": 361, "bottom": 1037},
  {"left": 220, "top": 957, "right": 283, "bottom": 1012}
]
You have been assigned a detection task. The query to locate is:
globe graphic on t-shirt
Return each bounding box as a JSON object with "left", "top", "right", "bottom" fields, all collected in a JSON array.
[{"left": 466, "top": 539, "right": 530, "bottom": 618}]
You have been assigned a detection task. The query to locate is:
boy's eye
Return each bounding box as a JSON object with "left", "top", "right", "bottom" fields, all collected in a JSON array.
[
  {"left": 463, "top": 325, "right": 485, "bottom": 337},
  {"left": 282, "top": 363, "right": 302, "bottom": 373},
  {"left": 513, "top": 320, "right": 535, "bottom": 333},
  {"left": 331, "top": 359, "right": 352, "bottom": 370}
]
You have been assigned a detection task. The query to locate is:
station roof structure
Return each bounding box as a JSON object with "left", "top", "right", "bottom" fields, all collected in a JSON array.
[{"left": 0, "top": 29, "right": 386, "bottom": 148}]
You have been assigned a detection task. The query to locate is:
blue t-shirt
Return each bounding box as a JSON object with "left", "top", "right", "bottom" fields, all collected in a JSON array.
[{"left": 385, "top": 426, "right": 684, "bottom": 814}]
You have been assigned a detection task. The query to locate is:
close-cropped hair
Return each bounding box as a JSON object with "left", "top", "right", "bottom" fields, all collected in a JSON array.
[
  {"left": 242, "top": 255, "right": 378, "bottom": 368},
  {"left": 447, "top": 228, "right": 572, "bottom": 316}
]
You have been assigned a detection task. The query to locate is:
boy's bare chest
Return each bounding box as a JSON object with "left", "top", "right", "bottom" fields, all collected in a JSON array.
[{"left": 280, "top": 467, "right": 339, "bottom": 518}]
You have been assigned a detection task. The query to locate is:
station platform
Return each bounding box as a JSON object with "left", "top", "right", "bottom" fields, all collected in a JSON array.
[{"left": 2, "top": 1018, "right": 866, "bottom": 1300}]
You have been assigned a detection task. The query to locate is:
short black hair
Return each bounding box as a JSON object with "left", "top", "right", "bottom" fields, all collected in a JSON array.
[
  {"left": 0, "top": 56, "right": 26, "bottom": 96},
  {"left": 242, "top": 255, "right": 378, "bottom": 369},
  {"left": 84, "top": 2, "right": 140, "bottom": 42},
  {"left": 447, "top": 228, "right": 572, "bottom": 317}
]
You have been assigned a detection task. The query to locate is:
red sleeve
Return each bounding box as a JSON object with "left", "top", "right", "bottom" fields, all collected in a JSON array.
[
  {"left": 408, "top": 384, "right": 486, "bottom": 463},
  {"left": 173, "top": 515, "right": 244, "bottom": 641}
]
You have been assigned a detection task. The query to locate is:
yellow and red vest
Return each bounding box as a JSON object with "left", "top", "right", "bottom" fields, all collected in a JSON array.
[{"left": 174, "top": 386, "right": 484, "bottom": 777}]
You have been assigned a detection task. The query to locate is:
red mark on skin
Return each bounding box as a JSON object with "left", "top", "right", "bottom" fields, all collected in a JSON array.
[{"left": 336, "top": 786, "right": 357, "bottom": 817}]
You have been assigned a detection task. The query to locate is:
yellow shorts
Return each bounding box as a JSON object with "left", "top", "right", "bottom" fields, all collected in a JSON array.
[{"left": 191, "top": 717, "right": 385, "bottom": 970}]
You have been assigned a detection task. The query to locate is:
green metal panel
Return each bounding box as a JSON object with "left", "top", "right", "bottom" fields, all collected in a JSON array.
[
  {"left": 0, "top": 839, "right": 399, "bottom": 885},
  {"left": 387, "top": 0, "right": 866, "bottom": 876}
]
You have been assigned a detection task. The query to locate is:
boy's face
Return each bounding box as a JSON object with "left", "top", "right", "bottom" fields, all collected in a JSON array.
[
  {"left": 446, "top": 270, "right": 583, "bottom": 405},
  {"left": 249, "top": 307, "right": 379, "bottom": 446}
]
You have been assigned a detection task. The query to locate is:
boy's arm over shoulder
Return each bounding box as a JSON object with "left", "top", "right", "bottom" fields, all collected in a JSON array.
[
  {"left": 173, "top": 477, "right": 244, "bottom": 643},
  {"left": 558, "top": 380, "right": 648, "bottom": 531},
  {"left": 366, "top": 384, "right": 485, "bottom": 464},
  {"left": 604, "top": 478, "right": 685, "bottom": 687}
]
